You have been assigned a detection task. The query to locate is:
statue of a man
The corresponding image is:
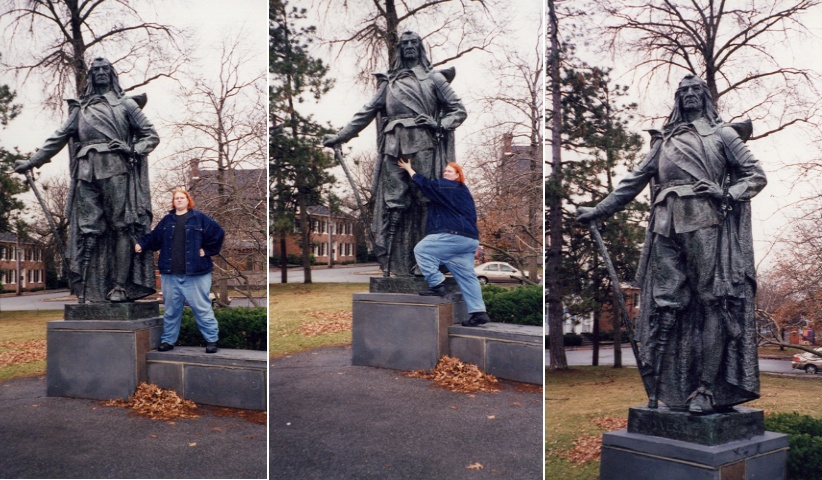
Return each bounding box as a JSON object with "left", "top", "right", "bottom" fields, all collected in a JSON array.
[
  {"left": 323, "top": 31, "right": 467, "bottom": 276},
  {"left": 14, "top": 57, "right": 159, "bottom": 303},
  {"left": 577, "top": 75, "right": 767, "bottom": 414}
]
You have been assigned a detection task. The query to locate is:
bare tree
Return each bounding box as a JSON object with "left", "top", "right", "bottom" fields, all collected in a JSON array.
[
  {"left": 470, "top": 33, "right": 543, "bottom": 282},
  {"left": 314, "top": 0, "right": 506, "bottom": 84},
  {"left": 1, "top": 0, "right": 189, "bottom": 109},
  {"left": 160, "top": 35, "right": 266, "bottom": 306},
  {"left": 594, "top": 0, "right": 822, "bottom": 140}
]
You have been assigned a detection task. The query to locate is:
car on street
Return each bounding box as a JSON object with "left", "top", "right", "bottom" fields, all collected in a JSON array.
[
  {"left": 791, "top": 348, "right": 822, "bottom": 374},
  {"left": 474, "top": 261, "right": 525, "bottom": 285}
]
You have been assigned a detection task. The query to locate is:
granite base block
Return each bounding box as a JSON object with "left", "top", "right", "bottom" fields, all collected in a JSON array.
[
  {"left": 64, "top": 301, "right": 160, "bottom": 320},
  {"left": 628, "top": 406, "right": 765, "bottom": 445},
  {"left": 147, "top": 347, "right": 266, "bottom": 410},
  {"left": 47, "top": 316, "right": 162, "bottom": 400},
  {"left": 600, "top": 429, "right": 789, "bottom": 480},
  {"left": 352, "top": 293, "right": 457, "bottom": 371},
  {"left": 448, "top": 323, "right": 543, "bottom": 384}
]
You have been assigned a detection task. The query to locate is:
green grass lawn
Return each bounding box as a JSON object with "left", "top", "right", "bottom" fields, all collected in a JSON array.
[
  {"left": 545, "top": 365, "right": 822, "bottom": 479},
  {"left": 269, "top": 283, "right": 367, "bottom": 357},
  {"left": 0, "top": 310, "right": 63, "bottom": 382}
]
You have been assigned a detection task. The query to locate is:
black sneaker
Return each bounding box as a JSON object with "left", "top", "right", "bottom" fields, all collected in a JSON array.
[
  {"left": 205, "top": 342, "right": 218, "bottom": 354},
  {"left": 462, "top": 312, "right": 490, "bottom": 327},
  {"left": 158, "top": 342, "right": 174, "bottom": 352},
  {"left": 419, "top": 282, "right": 447, "bottom": 296}
]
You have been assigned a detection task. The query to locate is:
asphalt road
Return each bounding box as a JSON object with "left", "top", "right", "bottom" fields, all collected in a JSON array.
[
  {"left": 270, "top": 345, "right": 543, "bottom": 479},
  {"left": 0, "top": 290, "right": 262, "bottom": 311},
  {"left": 547, "top": 345, "right": 799, "bottom": 375},
  {"left": 269, "top": 264, "right": 379, "bottom": 284}
]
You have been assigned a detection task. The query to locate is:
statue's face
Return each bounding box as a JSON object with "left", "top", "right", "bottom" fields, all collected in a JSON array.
[
  {"left": 90, "top": 61, "right": 112, "bottom": 88},
  {"left": 399, "top": 35, "right": 420, "bottom": 63},
  {"left": 677, "top": 77, "right": 704, "bottom": 113}
]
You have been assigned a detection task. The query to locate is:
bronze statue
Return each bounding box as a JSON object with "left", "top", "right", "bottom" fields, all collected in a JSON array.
[
  {"left": 577, "top": 75, "right": 767, "bottom": 414},
  {"left": 323, "top": 31, "right": 467, "bottom": 276},
  {"left": 14, "top": 57, "right": 158, "bottom": 303}
]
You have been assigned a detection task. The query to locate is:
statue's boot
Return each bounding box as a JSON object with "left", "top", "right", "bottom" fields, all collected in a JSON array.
[
  {"left": 648, "top": 310, "right": 677, "bottom": 409},
  {"left": 78, "top": 235, "right": 97, "bottom": 304},
  {"left": 383, "top": 210, "right": 402, "bottom": 277},
  {"left": 107, "top": 232, "right": 132, "bottom": 303},
  {"left": 687, "top": 306, "right": 724, "bottom": 414}
]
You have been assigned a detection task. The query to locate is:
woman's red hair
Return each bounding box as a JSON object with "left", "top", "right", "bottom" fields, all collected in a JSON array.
[
  {"left": 447, "top": 162, "right": 465, "bottom": 183},
  {"left": 170, "top": 189, "right": 195, "bottom": 210}
]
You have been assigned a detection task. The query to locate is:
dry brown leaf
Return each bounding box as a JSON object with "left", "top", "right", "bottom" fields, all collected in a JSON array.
[
  {"left": 101, "top": 383, "right": 199, "bottom": 421},
  {"left": 406, "top": 356, "right": 501, "bottom": 393},
  {"left": 558, "top": 435, "right": 603, "bottom": 464},
  {"left": 0, "top": 340, "right": 46, "bottom": 367},
  {"left": 188, "top": 442, "right": 197, "bottom": 447},
  {"left": 466, "top": 463, "right": 484, "bottom": 470},
  {"left": 487, "top": 415, "right": 496, "bottom": 420},
  {"left": 297, "top": 311, "right": 352, "bottom": 336},
  {"left": 592, "top": 416, "right": 628, "bottom": 431}
]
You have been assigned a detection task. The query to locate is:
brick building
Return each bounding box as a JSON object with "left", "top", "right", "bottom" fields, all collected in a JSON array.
[
  {"left": 269, "top": 206, "right": 359, "bottom": 265},
  {"left": 0, "top": 232, "right": 46, "bottom": 293}
]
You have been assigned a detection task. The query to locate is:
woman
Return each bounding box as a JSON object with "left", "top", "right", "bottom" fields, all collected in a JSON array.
[
  {"left": 135, "top": 190, "right": 225, "bottom": 352},
  {"left": 397, "top": 158, "right": 490, "bottom": 327}
]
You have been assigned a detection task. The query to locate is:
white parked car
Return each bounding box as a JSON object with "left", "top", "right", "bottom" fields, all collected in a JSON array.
[{"left": 474, "top": 261, "right": 525, "bottom": 285}]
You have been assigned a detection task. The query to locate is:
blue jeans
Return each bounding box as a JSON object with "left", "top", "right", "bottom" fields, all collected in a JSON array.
[
  {"left": 414, "top": 233, "right": 486, "bottom": 314},
  {"left": 160, "top": 273, "right": 219, "bottom": 344}
]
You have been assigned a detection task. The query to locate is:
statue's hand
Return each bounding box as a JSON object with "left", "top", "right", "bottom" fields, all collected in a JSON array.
[
  {"left": 414, "top": 114, "right": 437, "bottom": 129},
  {"left": 108, "top": 139, "right": 131, "bottom": 154},
  {"left": 12, "top": 160, "right": 32, "bottom": 174},
  {"left": 693, "top": 179, "right": 723, "bottom": 200},
  {"left": 576, "top": 206, "right": 601, "bottom": 224},
  {"left": 322, "top": 134, "right": 342, "bottom": 148}
]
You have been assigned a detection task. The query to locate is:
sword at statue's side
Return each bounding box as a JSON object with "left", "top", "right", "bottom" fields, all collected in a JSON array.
[
  {"left": 587, "top": 220, "right": 642, "bottom": 367},
  {"left": 24, "top": 170, "right": 69, "bottom": 282},
  {"left": 332, "top": 145, "right": 376, "bottom": 251}
]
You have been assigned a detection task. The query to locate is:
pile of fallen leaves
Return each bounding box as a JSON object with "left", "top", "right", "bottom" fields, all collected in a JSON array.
[
  {"left": 102, "top": 383, "right": 199, "bottom": 421},
  {"left": 406, "top": 355, "right": 501, "bottom": 393},
  {"left": 297, "top": 311, "right": 352, "bottom": 336},
  {"left": 558, "top": 416, "right": 629, "bottom": 464},
  {"left": 0, "top": 340, "right": 47, "bottom": 367}
]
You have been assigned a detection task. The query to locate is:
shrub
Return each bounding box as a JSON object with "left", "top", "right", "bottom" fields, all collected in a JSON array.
[
  {"left": 765, "top": 412, "right": 822, "bottom": 480},
  {"left": 177, "top": 307, "right": 266, "bottom": 351},
  {"left": 481, "top": 284, "right": 542, "bottom": 326},
  {"left": 563, "top": 333, "right": 583, "bottom": 347}
]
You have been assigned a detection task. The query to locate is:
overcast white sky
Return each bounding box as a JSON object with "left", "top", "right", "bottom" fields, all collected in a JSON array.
[{"left": 1, "top": 0, "right": 267, "bottom": 197}]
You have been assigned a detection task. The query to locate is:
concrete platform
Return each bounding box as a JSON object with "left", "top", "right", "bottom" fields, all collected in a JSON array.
[
  {"left": 449, "top": 323, "right": 543, "bottom": 384},
  {"left": 601, "top": 429, "right": 789, "bottom": 480},
  {"left": 47, "top": 316, "right": 163, "bottom": 400},
  {"left": 147, "top": 347, "right": 266, "bottom": 410}
]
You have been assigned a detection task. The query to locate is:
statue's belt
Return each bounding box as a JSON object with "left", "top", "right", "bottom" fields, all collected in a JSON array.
[
  {"left": 653, "top": 180, "right": 699, "bottom": 206},
  {"left": 75, "top": 141, "right": 119, "bottom": 158},
  {"left": 383, "top": 114, "right": 422, "bottom": 133}
]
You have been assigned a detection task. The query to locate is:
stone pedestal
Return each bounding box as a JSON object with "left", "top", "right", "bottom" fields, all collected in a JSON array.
[
  {"left": 601, "top": 407, "right": 789, "bottom": 480},
  {"left": 352, "top": 283, "right": 466, "bottom": 370},
  {"left": 449, "top": 323, "right": 543, "bottom": 384},
  {"left": 46, "top": 302, "right": 162, "bottom": 400}
]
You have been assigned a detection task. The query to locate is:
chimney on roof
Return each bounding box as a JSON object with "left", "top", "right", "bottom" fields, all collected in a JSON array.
[
  {"left": 190, "top": 158, "right": 200, "bottom": 180},
  {"left": 502, "top": 133, "right": 513, "bottom": 155}
]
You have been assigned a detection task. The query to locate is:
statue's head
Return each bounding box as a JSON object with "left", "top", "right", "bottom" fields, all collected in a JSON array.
[
  {"left": 664, "top": 74, "right": 721, "bottom": 128},
  {"left": 81, "top": 57, "right": 125, "bottom": 98},
  {"left": 390, "top": 31, "right": 431, "bottom": 72}
]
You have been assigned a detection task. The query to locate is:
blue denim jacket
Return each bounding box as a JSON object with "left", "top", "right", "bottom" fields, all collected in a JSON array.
[
  {"left": 411, "top": 174, "right": 479, "bottom": 239},
  {"left": 138, "top": 209, "right": 225, "bottom": 275}
]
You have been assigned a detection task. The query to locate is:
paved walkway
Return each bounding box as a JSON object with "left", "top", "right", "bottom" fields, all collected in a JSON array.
[
  {"left": 0, "top": 376, "right": 266, "bottom": 478},
  {"left": 269, "top": 345, "right": 543, "bottom": 479}
]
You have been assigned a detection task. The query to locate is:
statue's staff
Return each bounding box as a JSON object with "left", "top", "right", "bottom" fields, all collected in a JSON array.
[
  {"left": 332, "top": 145, "right": 376, "bottom": 255},
  {"left": 587, "top": 220, "right": 642, "bottom": 367},
  {"left": 23, "top": 169, "right": 69, "bottom": 284}
]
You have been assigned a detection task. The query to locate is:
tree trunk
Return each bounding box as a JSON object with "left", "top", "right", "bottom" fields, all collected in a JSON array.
[
  {"left": 546, "top": 0, "right": 567, "bottom": 369},
  {"left": 279, "top": 236, "right": 288, "bottom": 283},
  {"left": 592, "top": 309, "right": 600, "bottom": 366}
]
